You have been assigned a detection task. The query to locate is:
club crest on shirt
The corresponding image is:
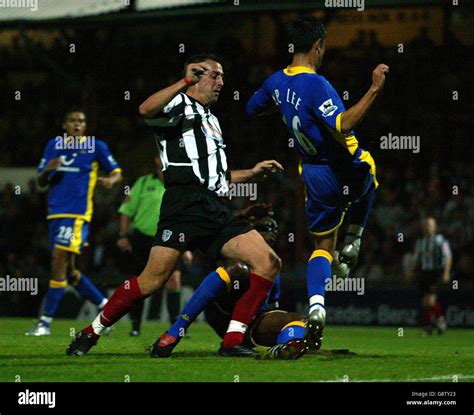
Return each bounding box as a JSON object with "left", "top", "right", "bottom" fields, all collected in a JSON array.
[
  {"left": 162, "top": 229, "right": 173, "bottom": 242},
  {"left": 318, "top": 98, "right": 338, "bottom": 117},
  {"left": 201, "top": 120, "right": 222, "bottom": 141}
]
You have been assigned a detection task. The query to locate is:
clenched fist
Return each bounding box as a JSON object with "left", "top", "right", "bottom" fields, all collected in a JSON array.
[{"left": 371, "top": 64, "right": 389, "bottom": 92}]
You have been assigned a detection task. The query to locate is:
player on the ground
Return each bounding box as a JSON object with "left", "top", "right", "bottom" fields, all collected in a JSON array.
[
  {"left": 409, "top": 217, "right": 452, "bottom": 335},
  {"left": 66, "top": 54, "right": 284, "bottom": 357},
  {"left": 246, "top": 16, "right": 388, "bottom": 349},
  {"left": 26, "top": 110, "right": 122, "bottom": 336},
  {"left": 152, "top": 208, "right": 308, "bottom": 360},
  {"left": 116, "top": 156, "right": 182, "bottom": 336}
]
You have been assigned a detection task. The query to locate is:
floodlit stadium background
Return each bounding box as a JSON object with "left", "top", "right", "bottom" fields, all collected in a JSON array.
[{"left": 0, "top": 0, "right": 472, "bottom": 326}]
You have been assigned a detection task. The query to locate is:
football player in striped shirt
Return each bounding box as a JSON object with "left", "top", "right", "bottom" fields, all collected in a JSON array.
[
  {"left": 67, "top": 55, "right": 284, "bottom": 357},
  {"left": 410, "top": 217, "right": 452, "bottom": 335},
  {"left": 26, "top": 110, "right": 122, "bottom": 336}
]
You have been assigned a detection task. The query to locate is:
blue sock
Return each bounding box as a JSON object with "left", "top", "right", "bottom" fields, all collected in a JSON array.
[
  {"left": 74, "top": 273, "right": 106, "bottom": 307},
  {"left": 167, "top": 268, "right": 229, "bottom": 339},
  {"left": 41, "top": 279, "right": 68, "bottom": 323},
  {"left": 307, "top": 250, "right": 333, "bottom": 313},
  {"left": 277, "top": 321, "right": 306, "bottom": 344}
]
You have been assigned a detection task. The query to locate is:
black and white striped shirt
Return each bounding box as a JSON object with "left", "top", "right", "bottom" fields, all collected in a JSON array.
[
  {"left": 413, "top": 234, "right": 452, "bottom": 272},
  {"left": 144, "top": 93, "right": 229, "bottom": 195}
]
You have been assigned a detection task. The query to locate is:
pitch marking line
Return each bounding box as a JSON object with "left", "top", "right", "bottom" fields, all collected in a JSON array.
[{"left": 318, "top": 375, "right": 474, "bottom": 382}]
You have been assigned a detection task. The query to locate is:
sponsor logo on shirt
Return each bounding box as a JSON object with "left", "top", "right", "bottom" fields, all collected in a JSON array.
[{"left": 318, "top": 98, "right": 338, "bottom": 117}]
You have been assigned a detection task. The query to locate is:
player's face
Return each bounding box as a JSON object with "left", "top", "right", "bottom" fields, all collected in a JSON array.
[
  {"left": 255, "top": 217, "right": 278, "bottom": 246},
  {"left": 196, "top": 60, "right": 224, "bottom": 105},
  {"left": 423, "top": 218, "right": 437, "bottom": 236},
  {"left": 63, "top": 112, "right": 87, "bottom": 136}
]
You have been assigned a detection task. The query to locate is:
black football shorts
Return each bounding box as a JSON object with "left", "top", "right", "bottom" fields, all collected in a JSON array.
[{"left": 153, "top": 184, "right": 253, "bottom": 261}]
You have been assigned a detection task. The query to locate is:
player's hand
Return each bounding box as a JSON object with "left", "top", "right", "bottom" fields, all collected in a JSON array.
[
  {"left": 442, "top": 271, "right": 450, "bottom": 284},
  {"left": 44, "top": 158, "right": 62, "bottom": 172},
  {"left": 116, "top": 237, "right": 132, "bottom": 252},
  {"left": 184, "top": 62, "right": 211, "bottom": 85},
  {"left": 238, "top": 203, "right": 274, "bottom": 220},
  {"left": 371, "top": 64, "right": 389, "bottom": 92},
  {"left": 251, "top": 160, "right": 284, "bottom": 181},
  {"left": 98, "top": 177, "right": 114, "bottom": 189}
]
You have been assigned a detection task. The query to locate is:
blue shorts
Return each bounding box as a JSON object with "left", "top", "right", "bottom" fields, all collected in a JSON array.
[
  {"left": 301, "top": 151, "right": 378, "bottom": 236},
  {"left": 48, "top": 217, "right": 90, "bottom": 254}
]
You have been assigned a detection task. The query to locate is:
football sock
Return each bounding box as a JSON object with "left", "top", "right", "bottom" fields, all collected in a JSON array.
[
  {"left": 277, "top": 321, "right": 306, "bottom": 344},
  {"left": 41, "top": 279, "right": 68, "bottom": 324},
  {"left": 73, "top": 273, "right": 107, "bottom": 307},
  {"left": 422, "top": 305, "right": 435, "bottom": 326},
  {"left": 222, "top": 272, "right": 273, "bottom": 348},
  {"left": 167, "top": 290, "right": 181, "bottom": 324},
  {"left": 167, "top": 268, "right": 228, "bottom": 339},
  {"left": 307, "top": 249, "right": 332, "bottom": 314},
  {"left": 433, "top": 302, "right": 443, "bottom": 318},
  {"left": 90, "top": 277, "right": 143, "bottom": 335}
]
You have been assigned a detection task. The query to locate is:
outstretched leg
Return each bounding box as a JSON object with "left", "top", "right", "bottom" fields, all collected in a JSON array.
[{"left": 66, "top": 246, "right": 181, "bottom": 356}]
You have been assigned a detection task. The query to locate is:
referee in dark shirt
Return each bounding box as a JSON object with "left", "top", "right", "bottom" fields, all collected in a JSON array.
[{"left": 410, "top": 217, "right": 452, "bottom": 335}]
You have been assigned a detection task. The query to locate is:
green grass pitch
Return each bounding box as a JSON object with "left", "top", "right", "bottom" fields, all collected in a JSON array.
[{"left": 1, "top": 318, "right": 473, "bottom": 382}]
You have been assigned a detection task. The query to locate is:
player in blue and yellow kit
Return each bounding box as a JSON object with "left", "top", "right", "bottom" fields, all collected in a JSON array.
[
  {"left": 246, "top": 16, "right": 389, "bottom": 349},
  {"left": 26, "top": 110, "right": 122, "bottom": 336}
]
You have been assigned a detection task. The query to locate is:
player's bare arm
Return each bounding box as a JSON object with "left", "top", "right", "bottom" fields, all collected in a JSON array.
[
  {"left": 339, "top": 64, "right": 389, "bottom": 134},
  {"left": 138, "top": 62, "right": 211, "bottom": 117},
  {"left": 98, "top": 169, "right": 122, "bottom": 189},
  {"left": 230, "top": 160, "right": 284, "bottom": 183},
  {"left": 36, "top": 157, "right": 62, "bottom": 187}
]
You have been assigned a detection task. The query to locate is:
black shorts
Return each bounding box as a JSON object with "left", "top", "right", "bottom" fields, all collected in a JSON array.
[
  {"left": 153, "top": 184, "right": 253, "bottom": 261},
  {"left": 417, "top": 270, "right": 441, "bottom": 295},
  {"left": 119, "top": 230, "right": 188, "bottom": 276}
]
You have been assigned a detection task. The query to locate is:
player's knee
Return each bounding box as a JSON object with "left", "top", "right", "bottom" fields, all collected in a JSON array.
[
  {"left": 223, "top": 260, "right": 250, "bottom": 280},
  {"left": 258, "top": 250, "right": 281, "bottom": 278},
  {"left": 271, "top": 251, "right": 282, "bottom": 274}
]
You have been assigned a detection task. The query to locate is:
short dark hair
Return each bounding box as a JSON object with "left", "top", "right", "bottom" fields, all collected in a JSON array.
[
  {"left": 182, "top": 53, "right": 222, "bottom": 77},
  {"left": 63, "top": 109, "right": 86, "bottom": 122},
  {"left": 287, "top": 16, "right": 326, "bottom": 54}
]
